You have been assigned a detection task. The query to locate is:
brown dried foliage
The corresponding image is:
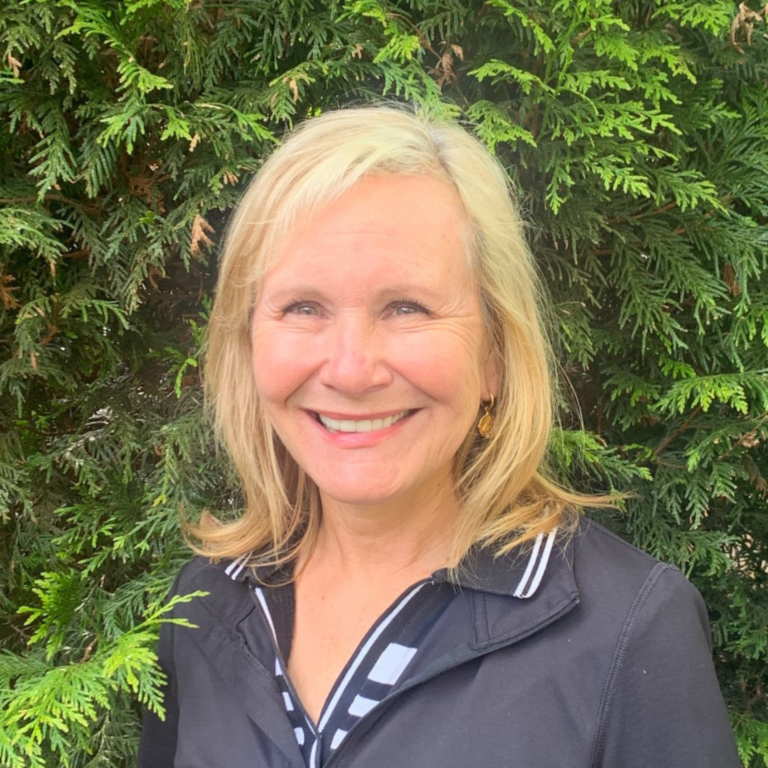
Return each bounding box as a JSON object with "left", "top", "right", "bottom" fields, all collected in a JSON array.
[
  {"left": 730, "top": 2, "right": 768, "bottom": 53},
  {"left": 190, "top": 214, "right": 215, "bottom": 258}
]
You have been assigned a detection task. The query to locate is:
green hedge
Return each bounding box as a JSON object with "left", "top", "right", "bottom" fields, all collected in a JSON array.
[{"left": 1, "top": 1, "right": 767, "bottom": 765}]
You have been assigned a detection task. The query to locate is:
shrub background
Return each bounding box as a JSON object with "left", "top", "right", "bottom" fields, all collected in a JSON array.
[{"left": 1, "top": 0, "right": 767, "bottom": 765}]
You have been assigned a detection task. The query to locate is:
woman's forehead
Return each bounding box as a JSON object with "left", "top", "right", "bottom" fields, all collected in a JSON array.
[{"left": 263, "top": 177, "right": 471, "bottom": 284}]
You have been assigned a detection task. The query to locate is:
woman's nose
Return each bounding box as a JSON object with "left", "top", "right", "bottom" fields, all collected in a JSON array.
[{"left": 317, "top": 315, "right": 393, "bottom": 394}]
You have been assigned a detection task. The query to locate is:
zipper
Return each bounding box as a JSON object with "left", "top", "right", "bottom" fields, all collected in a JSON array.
[{"left": 321, "top": 593, "right": 580, "bottom": 768}]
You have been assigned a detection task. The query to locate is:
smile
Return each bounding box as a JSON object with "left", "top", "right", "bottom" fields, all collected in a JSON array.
[{"left": 315, "top": 410, "right": 412, "bottom": 433}]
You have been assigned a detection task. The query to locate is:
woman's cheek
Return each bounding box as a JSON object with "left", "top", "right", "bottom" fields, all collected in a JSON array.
[
  {"left": 252, "top": 330, "right": 320, "bottom": 398},
  {"left": 393, "top": 333, "right": 482, "bottom": 385}
]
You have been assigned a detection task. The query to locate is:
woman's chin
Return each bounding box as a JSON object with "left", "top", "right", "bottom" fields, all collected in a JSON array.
[
  {"left": 312, "top": 475, "right": 426, "bottom": 512},
  {"left": 316, "top": 481, "right": 408, "bottom": 510}
]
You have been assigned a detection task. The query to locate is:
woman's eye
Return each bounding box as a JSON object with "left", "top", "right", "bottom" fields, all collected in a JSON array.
[
  {"left": 390, "top": 300, "right": 429, "bottom": 316},
  {"left": 284, "top": 301, "right": 319, "bottom": 316}
]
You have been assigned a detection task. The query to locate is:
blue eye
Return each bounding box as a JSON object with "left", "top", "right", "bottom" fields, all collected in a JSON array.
[
  {"left": 283, "top": 300, "right": 320, "bottom": 316},
  {"left": 390, "top": 299, "right": 429, "bottom": 316}
]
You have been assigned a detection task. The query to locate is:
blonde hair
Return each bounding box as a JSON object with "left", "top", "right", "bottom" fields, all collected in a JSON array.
[{"left": 193, "top": 105, "right": 610, "bottom": 570}]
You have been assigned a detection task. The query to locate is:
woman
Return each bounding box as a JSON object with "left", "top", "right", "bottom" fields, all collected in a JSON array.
[{"left": 139, "top": 107, "right": 740, "bottom": 767}]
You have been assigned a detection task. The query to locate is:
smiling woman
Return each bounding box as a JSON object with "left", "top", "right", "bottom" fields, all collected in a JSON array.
[
  {"left": 192, "top": 107, "right": 564, "bottom": 571},
  {"left": 138, "top": 107, "right": 740, "bottom": 768},
  {"left": 251, "top": 175, "right": 494, "bottom": 520}
]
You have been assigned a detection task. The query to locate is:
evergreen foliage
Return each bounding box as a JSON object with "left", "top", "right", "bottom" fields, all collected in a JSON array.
[{"left": 1, "top": 0, "right": 766, "bottom": 764}]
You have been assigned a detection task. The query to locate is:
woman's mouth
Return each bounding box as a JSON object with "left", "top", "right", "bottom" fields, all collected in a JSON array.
[{"left": 314, "top": 410, "right": 413, "bottom": 433}]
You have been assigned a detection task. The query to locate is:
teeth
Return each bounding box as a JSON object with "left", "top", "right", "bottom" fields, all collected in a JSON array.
[{"left": 318, "top": 411, "right": 410, "bottom": 433}]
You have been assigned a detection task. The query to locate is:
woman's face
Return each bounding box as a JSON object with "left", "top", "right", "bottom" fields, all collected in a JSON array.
[{"left": 250, "top": 174, "right": 497, "bottom": 514}]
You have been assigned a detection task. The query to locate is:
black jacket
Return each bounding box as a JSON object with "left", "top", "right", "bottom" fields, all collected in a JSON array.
[{"left": 138, "top": 518, "right": 741, "bottom": 767}]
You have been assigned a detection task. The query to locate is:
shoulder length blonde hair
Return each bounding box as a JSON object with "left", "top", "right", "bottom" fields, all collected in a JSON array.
[{"left": 192, "top": 105, "right": 609, "bottom": 570}]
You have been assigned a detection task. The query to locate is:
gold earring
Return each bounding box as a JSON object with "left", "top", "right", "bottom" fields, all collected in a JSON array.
[{"left": 477, "top": 394, "right": 495, "bottom": 438}]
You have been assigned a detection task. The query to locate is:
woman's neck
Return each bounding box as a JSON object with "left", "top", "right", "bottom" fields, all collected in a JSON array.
[{"left": 303, "top": 486, "right": 460, "bottom": 582}]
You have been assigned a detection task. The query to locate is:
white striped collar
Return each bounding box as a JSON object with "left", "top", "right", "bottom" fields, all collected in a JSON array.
[
  {"left": 513, "top": 528, "right": 558, "bottom": 599},
  {"left": 222, "top": 527, "right": 562, "bottom": 601},
  {"left": 433, "top": 527, "right": 565, "bottom": 600}
]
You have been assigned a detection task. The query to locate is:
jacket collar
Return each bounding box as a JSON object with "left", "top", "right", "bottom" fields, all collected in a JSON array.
[
  {"left": 222, "top": 526, "right": 576, "bottom": 603},
  {"left": 214, "top": 526, "right": 580, "bottom": 679},
  {"left": 448, "top": 529, "right": 579, "bottom": 649},
  {"left": 435, "top": 527, "right": 570, "bottom": 599}
]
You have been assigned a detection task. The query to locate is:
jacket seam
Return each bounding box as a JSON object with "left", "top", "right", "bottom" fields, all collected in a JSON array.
[
  {"left": 188, "top": 567, "right": 256, "bottom": 640},
  {"left": 470, "top": 591, "right": 489, "bottom": 648},
  {"left": 588, "top": 562, "right": 671, "bottom": 768}
]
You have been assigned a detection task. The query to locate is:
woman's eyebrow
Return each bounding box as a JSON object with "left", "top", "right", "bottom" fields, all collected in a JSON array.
[
  {"left": 261, "top": 283, "right": 449, "bottom": 302},
  {"left": 377, "top": 284, "right": 446, "bottom": 300},
  {"left": 261, "top": 286, "right": 320, "bottom": 300}
]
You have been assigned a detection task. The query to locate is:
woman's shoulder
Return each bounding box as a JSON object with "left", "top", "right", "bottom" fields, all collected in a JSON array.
[
  {"left": 571, "top": 515, "right": 694, "bottom": 585},
  {"left": 568, "top": 515, "right": 709, "bottom": 638},
  {"left": 165, "top": 555, "right": 254, "bottom": 627},
  {"left": 567, "top": 518, "right": 737, "bottom": 766}
]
